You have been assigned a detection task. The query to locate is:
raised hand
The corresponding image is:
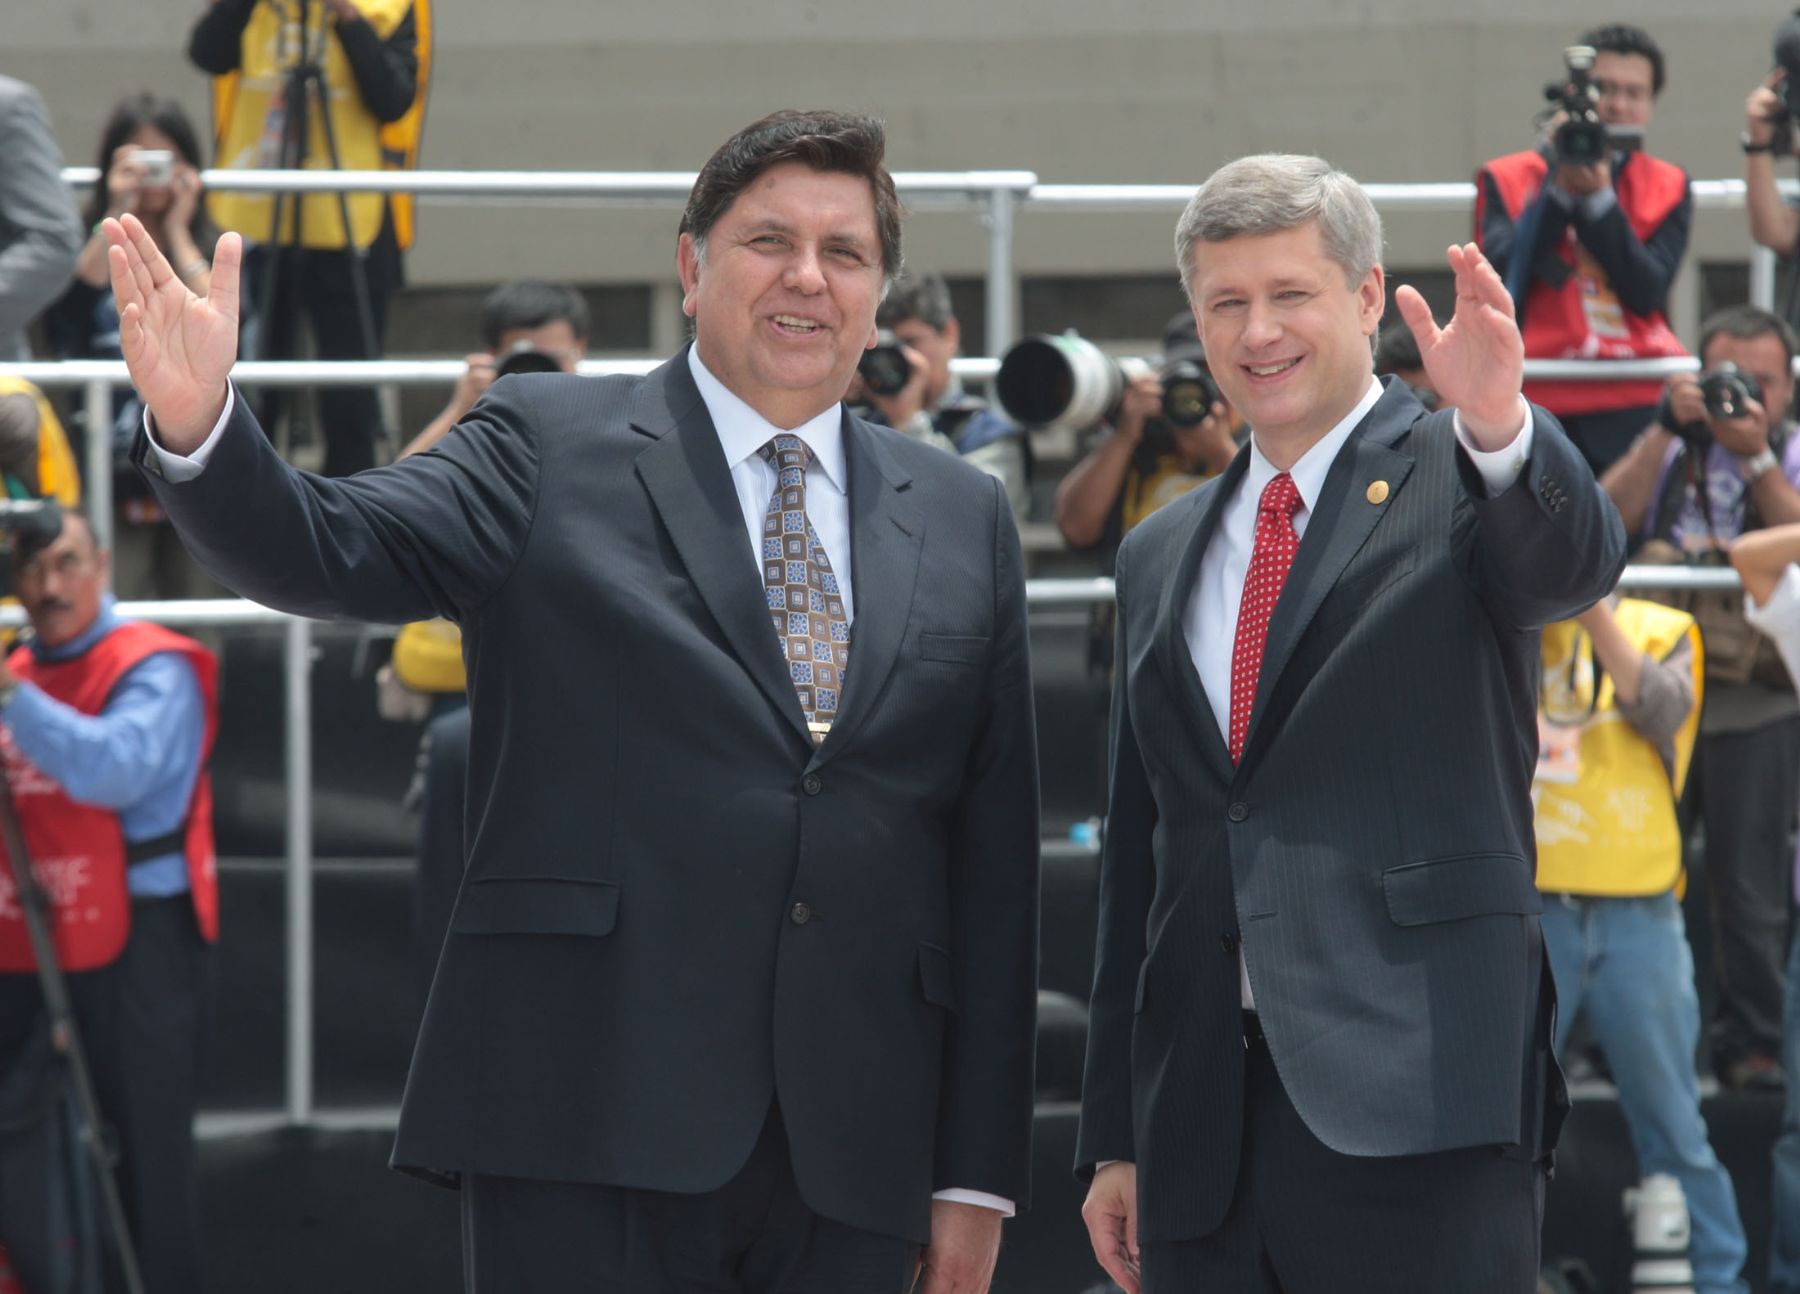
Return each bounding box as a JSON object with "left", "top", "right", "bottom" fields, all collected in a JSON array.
[
  {"left": 103, "top": 214, "right": 241, "bottom": 452},
  {"left": 1394, "top": 242, "right": 1527, "bottom": 448}
]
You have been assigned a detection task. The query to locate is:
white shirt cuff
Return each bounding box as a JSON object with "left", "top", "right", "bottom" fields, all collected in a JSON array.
[
  {"left": 1452, "top": 405, "right": 1534, "bottom": 498},
  {"left": 143, "top": 384, "right": 237, "bottom": 482},
  {"left": 932, "top": 1188, "right": 1016, "bottom": 1217},
  {"left": 1578, "top": 187, "right": 1619, "bottom": 222}
]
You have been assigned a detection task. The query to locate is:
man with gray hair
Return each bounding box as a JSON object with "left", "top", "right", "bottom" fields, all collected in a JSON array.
[{"left": 1077, "top": 153, "right": 1625, "bottom": 1291}]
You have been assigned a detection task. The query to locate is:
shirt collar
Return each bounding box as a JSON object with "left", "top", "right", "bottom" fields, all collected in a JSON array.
[
  {"left": 33, "top": 594, "right": 119, "bottom": 663},
  {"left": 1243, "top": 376, "right": 1383, "bottom": 514},
  {"left": 686, "top": 347, "right": 848, "bottom": 495}
]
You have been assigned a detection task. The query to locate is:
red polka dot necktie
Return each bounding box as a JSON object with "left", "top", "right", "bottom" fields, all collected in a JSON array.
[
  {"left": 759, "top": 435, "right": 851, "bottom": 744},
  {"left": 1228, "top": 472, "right": 1302, "bottom": 764}
]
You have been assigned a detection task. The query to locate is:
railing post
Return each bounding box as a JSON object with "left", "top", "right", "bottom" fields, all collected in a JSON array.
[
  {"left": 1751, "top": 244, "right": 1780, "bottom": 313},
  {"left": 984, "top": 185, "right": 1018, "bottom": 362},
  {"left": 84, "top": 377, "right": 113, "bottom": 558},
  {"left": 284, "top": 616, "right": 314, "bottom": 1125}
]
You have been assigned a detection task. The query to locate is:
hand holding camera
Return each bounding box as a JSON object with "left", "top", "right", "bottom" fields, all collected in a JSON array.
[
  {"left": 1661, "top": 364, "right": 1770, "bottom": 457},
  {"left": 858, "top": 330, "right": 933, "bottom": 429}
]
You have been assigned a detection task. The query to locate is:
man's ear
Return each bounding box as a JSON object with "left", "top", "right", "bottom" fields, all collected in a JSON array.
[
  {"left": 943, "top": 316, "right": 961, "bottom": 354},
  {"left": 1358, "top": 264, "right": 1386, "bottom": 338},
  {"left": 677, "top": 234, "right": 701, "bottom": 318}
]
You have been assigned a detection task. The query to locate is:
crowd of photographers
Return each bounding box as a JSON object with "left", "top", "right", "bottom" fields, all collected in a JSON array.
[{"left": 5, "top": 9, "right": 1800, "bottom": 1293}]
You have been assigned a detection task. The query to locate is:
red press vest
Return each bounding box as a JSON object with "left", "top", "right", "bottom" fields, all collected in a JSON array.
[
  {"left": 0, "top": 621, "right": 219, "bottom": 973},
  {"left": 1477, "top": 149, "right": 1690, "bottom": 417}
]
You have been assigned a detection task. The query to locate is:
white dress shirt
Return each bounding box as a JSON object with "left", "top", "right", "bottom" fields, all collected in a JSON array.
[
  {"left": 148, "top": 361, "right": 1013, "bottom": 1215},
  {"left": 1182, "top": 378, "right": 1533, "bottom": 1009}
]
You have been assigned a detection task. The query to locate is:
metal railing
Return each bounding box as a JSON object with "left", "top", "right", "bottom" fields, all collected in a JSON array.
[{"left": 0, "top": 563, "right": 1749, "bottom": 1123}]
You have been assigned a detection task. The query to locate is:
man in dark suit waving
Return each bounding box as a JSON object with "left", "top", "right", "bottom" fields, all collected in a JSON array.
[
  {"left": 103, "top": 111, "right": 1039, "bottom": 1294},
  {"left": 1077, "top": 154, "right": 1625, "bottom": 1292}
]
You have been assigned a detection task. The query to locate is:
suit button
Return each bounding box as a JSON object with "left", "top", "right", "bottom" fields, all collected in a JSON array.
[
  {"left": 790, "top": 902, "right": 812, "bottom": 925},
  {"left": 1219, "top": 933, "right": 1237, "bottom": 955},
  {"left": 1227, "top": 802, "right": 1249, "bottom": 823},
  {"left": 802, "top": 774, "right": 822, "bottom": 796}
]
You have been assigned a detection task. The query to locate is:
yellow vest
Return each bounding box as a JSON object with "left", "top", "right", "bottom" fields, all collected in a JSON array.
[
  {"left": 0, "top": 377, "right": 81, "bottom": 507},
  {"left": 392, "top": 617, "right": 464, "bottom": 693},
  {"left": 1533, "top": 599, "right": 1703, "bottom": 897},
  {"left": 208, "top": 0, "right": 425, "bottom": 251}
]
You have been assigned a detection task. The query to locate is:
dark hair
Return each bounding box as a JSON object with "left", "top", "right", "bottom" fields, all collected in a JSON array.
[
  {"left": 680, "top": 110, "right": 902, "bottom": 283},
  {"left": 876, "top": 269, "right": 954, "bottom": 331},
  {"left": 82, "top": 92, "right": 219, "bottom": 252},
  {"left": 1578, "top": 23, "right": 1665, "bottom": 97},
  {"left": 479, "top": 279, "right": 591, "bottom": 350},
  {"left": 1699, "top": 304, "right": 1799, "bottom": 367},
  {"left": 1374, "top": 322, "right": 1425, "bottom": 376},
  {"left": 13, "top": 507, "right": 96, "bottom": 566}
]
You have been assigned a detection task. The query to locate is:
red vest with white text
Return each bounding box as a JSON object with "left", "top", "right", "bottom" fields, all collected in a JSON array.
[
  {"left": 1477, "top": 149, "right": 1689, "bottom": 417},
  {"left": 0, "top": 621, "right": 219, "bottom": 973}
]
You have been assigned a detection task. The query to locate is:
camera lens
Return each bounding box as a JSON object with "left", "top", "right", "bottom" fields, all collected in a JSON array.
[
  {"left": 858, "top": 330, "right": 913, "bottom": 397},
  {"left": 495, "top": 348, "right": 562, "bottom": 378},
  {"left": 1160, "top": 360, "right": 1220, "bottom": 428}
]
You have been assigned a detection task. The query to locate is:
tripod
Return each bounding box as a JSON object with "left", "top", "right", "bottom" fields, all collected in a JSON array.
[
  {"left": 256, "top": 0, "right": 383, "bottom": 466},
  {"left": 0, "top": 766, "right": 144, "bottom": 1294}
]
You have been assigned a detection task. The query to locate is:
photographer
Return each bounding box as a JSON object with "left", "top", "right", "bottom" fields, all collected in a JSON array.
[
  {"left": 1602, "top": 304, "right": 1800, "bottom": 1090},
  {"left": 0, "top": 508, "right": 219, "bottom": 1293},
  {"left": 859, "top": 269, "right": 1030, "bottom": 520},
  {"left": 189, "top": 0, "right": 429, "bottom": 476},
  {"left": 398, "top": 278, "right": 589, "bottom": 460},
  {"left": 1476, "top": 23, "right": 1691, "bottom": 475},
  {"left": 1053, "top": 311, "right": 1238, "bottom": 554}
]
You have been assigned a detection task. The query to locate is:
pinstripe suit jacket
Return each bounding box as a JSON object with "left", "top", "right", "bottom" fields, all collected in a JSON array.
[{"left": 1075, "top": 378, "right": 1626, "bottom": 1243}]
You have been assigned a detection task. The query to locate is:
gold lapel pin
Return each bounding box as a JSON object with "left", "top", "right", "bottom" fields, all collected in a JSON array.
[{"left": 1366, "top": 480, "right": 1390, "bottom": 505}]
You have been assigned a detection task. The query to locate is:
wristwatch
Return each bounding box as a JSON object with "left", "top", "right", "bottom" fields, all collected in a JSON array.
[
  {"left": 1739, "top": 446, "right": 1780, "bottom": 483},
  {"left": 1742, "top": 131, "right": 1777, "bottom": 155}
]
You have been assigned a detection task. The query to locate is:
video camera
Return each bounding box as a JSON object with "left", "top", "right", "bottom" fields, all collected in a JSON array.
[
  {"left": 993, "top": 332, "right": 1224, "bottom": 447},
  {"left": 1543, "top": 45, "right": 1609, "bottom": 167}
]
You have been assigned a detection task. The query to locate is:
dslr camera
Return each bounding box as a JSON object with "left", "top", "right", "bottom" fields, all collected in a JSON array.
[
  {"left": 1544, "top": 45, "right": 1609, "bottom": 167},
  {"left": 493, "top": 339, "right": 566, "bottom": 378},
  {"left": 1659, "top": 362, "right": 1765, "bottom": 450},
  {"left": 857, "top": 330, "right": 914, "bottom": 398}
]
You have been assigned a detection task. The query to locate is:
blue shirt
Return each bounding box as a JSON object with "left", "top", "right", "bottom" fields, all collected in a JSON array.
[{"left": 2, "top": 596, "right": 206, "bottom": 896}]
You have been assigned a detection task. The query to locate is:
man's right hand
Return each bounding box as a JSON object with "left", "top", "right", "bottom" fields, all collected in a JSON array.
[
  {"left": 1748, "top": 73, "right": 1786, "bottom": 151},
  {"left": 103, "top": 214, "right": 241, "bottom": 454},
  {"left": 447, "top": 354, "right": 499, "bottom": 423},
  {"left": 1112, "top": 372, "right": 1162, "bottom": 449},
  {"left": 1080, "top": 1161, "right": 1141, "bottom": 1294}
]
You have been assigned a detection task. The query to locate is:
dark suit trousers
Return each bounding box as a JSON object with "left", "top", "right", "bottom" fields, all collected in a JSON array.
[
  {"left": 460, "top": 1105, "right": 918, "bottom": 1294},
  {"left": 1142, "top": 1027, "right": 1544, "bottom": 1294}
]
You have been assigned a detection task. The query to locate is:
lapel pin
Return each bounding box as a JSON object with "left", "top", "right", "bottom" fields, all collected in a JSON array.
[{"left": 1366, "top": 480, "right": 1390, "bottom": 505}]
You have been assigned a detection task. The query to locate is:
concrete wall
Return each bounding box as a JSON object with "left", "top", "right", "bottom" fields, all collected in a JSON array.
[{"left": 5, "top": 2, "right": 1793, "bottom": 332}]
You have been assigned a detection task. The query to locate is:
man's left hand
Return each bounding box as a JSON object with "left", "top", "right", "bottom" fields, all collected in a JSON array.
[
  {"left": 915, "top": 1199, "right": 1002, "bottom": 1294},
  {"left": 1395, "top": 242, "right": 1527, "bottom": 450},
  {"left": 1552, "top": 158, "right": 1611, "bottom": 199}
]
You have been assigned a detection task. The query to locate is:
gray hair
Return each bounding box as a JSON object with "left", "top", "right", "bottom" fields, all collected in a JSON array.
[{"left": 1174, "top": 154, "right": 1383, "bottom": 299}]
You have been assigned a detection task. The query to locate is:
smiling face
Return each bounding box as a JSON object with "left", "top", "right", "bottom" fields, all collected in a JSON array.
[
  {"left": 677, "top": 161, "right": 886, "bottom": 429},
  {"left": 1186, "top": 219, "right": 1384, "bottom": 459}
]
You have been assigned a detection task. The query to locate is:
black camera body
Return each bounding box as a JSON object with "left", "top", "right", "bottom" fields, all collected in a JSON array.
[
  {"left": 1701, "top": 362, "right": 1765, "bottom": 421},
  {"left": 1545, "top": 45, "right": 1609, "bottom": 167},
  {"left": 1159, "top": 358, "right": 1223, "bottom": 429},
  {"left": 494, "top": 342, "right": 564, "bottom": 379},
  {"left": 858, "top": 330, "right": 914, "bottom": 398}
]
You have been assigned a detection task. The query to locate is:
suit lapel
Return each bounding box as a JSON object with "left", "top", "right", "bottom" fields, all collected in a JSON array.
[
  {"left": 1152, "top": 453, "right": 1244, "bottom": 784},
  {"left": 815, "top": 413, "right": 924, "bottom": 767},
  {"left": 631, "top": 353, "right": 815, "bottom": 748},
  {"left": 1238, "top": 381, "right": 1418, "bottom": 763}
]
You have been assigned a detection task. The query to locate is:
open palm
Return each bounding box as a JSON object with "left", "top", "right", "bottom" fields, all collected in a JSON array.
[
  {"left": 104, "top": 214, "right": 241, "bottom": 448},
  {"left": 1394, "top": 242, "right": 1525, "bottom": 441}
]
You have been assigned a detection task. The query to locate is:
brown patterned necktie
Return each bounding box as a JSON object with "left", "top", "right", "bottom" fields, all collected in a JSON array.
[{"left": 759, "top": 435, "right": 851, "bottom": 743}]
